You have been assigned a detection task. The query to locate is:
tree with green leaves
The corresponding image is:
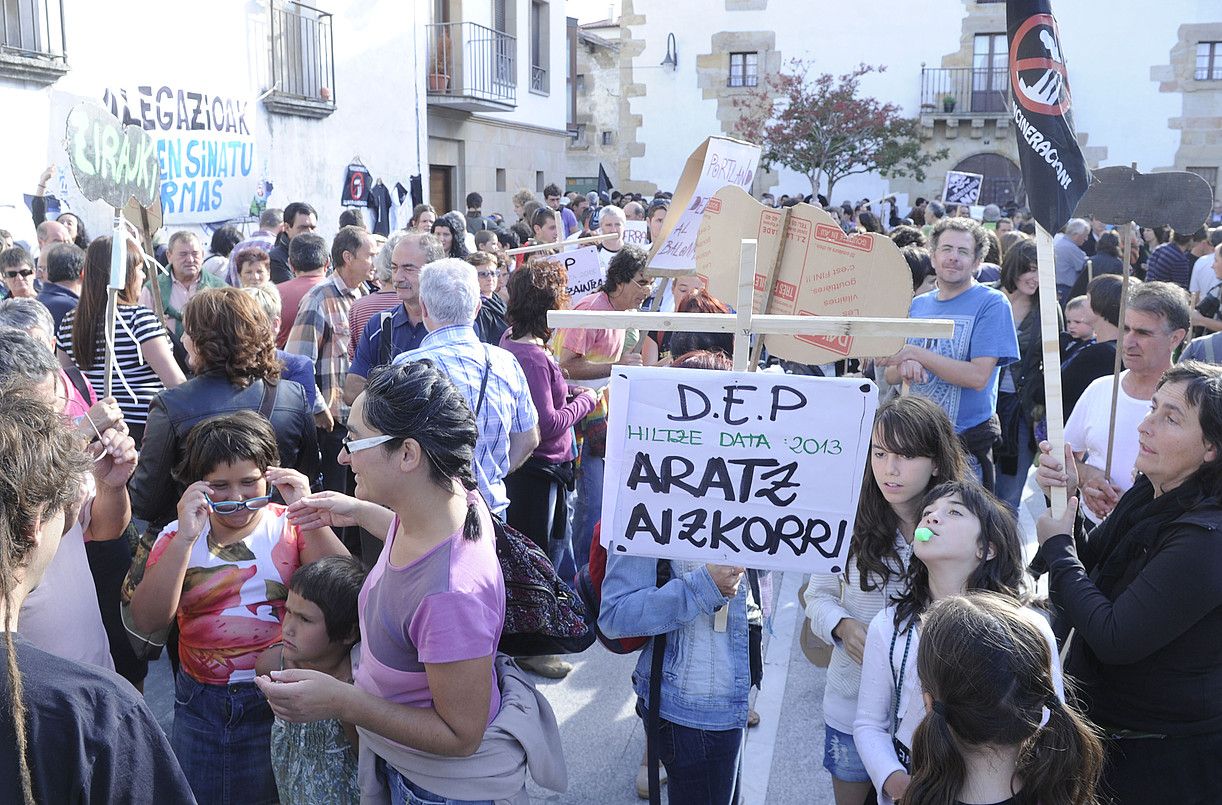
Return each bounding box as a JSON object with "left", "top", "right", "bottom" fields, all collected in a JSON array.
[{"left": 733, "top": 61, "right": 946, "bottom": 201}]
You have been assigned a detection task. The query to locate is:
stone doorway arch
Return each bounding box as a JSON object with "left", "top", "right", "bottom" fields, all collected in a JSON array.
[{"left": 952, "top": 153, "right": 1025, "bottom": 209}]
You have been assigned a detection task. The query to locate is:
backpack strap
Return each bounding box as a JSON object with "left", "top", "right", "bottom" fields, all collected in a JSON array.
[
  {"left": 258, "top": 379, "right": 278, "bottom": 419},
  {"left": 62, "top": 359, "right": 92, "bottom": 403},
  {"left": 378, "top": 311, "right": 395, "bottom": 367},
  {"left": 473, "top": 345, "right": 492, "bottom": 416}
]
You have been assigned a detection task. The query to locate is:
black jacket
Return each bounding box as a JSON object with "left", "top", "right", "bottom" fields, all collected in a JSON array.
[
  {"left": 1037, "top": 475, "right": 1222, "bottom": 735},
  {"left": 129, "top": 373, "right": 320, "bottom": 530},
  {"left": 268, "top": 233, "right": 293, "bottom": 284}
]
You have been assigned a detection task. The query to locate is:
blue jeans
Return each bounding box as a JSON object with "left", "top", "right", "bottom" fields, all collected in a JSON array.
[
  {"left": 654, "top": 717, "right": 744, "bottom": 805},
  {"left": 995, "top": 414, "right": 1035, "bottom": 514},
  {"left": 570, "top": 440, "right": 604, "bottom": 573},
  {"left": 382, "top": 758, "right": 493, "bottom": 805},
  {"left": 171, "top": 669, "right": 277, "bottom": 805},
  {"left": 822, "top": 724, "right": 871, "bottom": 783}
]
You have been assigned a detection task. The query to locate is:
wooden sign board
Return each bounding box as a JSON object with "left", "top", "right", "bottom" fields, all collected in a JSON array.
[
  {"left": 694, "top": 186, "right": 913, "bottom": 365},
  {"left": 647, "top": 136, "right": 761, "bottom": 276},
  {"left": 65, "top": 102, "right": 160, "bottom": 209},
  {"left": 600, "top": 366, "right": 877, "bottom": 574},
  {"left": 1071, "top": 165, "right": 1214, "bottom": 233}
]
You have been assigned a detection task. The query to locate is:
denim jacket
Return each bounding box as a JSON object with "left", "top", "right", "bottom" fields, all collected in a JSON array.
[{"left": 599, "top": 554, "right": 752, "bottom": 730}]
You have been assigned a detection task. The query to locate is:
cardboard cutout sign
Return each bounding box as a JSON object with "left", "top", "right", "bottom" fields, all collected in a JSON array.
[
  {"left": 66, "top": 103, "right": 160, "bottom": 209},
  {"left": 601, "top": 366, "right": 876, "bottom": 574},
  {"left": 561, "top": 246, "right": 604, "bottom": 305},
  {"left": 694, "top": 186, "right": 914, "bottom": 364},
  {"left": 942, "top": 170, "right": 984, "bottom": 206},
  {"left": 1071, "top": 166, "right": 1213, "bottom": 232},
  {"left": 647, "top": 136, "right": 761, "bottom": 276}
]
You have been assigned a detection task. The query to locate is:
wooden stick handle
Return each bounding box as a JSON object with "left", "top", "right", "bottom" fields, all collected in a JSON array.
[
  {"left": 503, "top": 232, "right": 616, "bottom": 256},
  {"left": 1035, "top": 225, "right": 1068, "bottom": 516},
  {"left": 1104, "top": 223, "right": 1135, "bottom": 479}
]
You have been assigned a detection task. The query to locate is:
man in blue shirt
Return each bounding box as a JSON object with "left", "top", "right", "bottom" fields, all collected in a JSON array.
[
  {"left": 35, "top": 243, "right": 85, "bottom": 332},
  {"left": 882, "top": 217, "right": 1019, "bottom": 490},
  {"left": 392, "top": 258, "right": 539, "bottom": 515},
  {"left": 343, "top": 232, "right": 443, "bottom": 405}
]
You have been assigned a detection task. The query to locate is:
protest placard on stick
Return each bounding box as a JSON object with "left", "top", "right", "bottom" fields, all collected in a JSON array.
[
  {"left": 622, "top": 220, "right": 650, "bottom": 249},
  {"left": 599, "top": 366, "right": 878, "bottom": 574},
  {"left": 647, "top": 136, "right": 761, "bottom": 276},
  {"left": 559, "top": 246, "right": 604, "bottom": 306}
]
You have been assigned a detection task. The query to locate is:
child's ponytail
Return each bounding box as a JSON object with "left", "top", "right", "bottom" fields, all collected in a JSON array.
[
  {"left": 907, "top": 700, "right": 968, "bottom": 805},
  {"left": 1019, "top": 694, "right": 1105, "bottom": 805}
]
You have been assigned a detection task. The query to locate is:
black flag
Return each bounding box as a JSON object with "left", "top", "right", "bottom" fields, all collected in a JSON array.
[
  {"left": 1006, "top": 1, "right": 1090, "bottom": 234},
  {"left": 598, "top": 163, "right": 613, "bottom": 194}
]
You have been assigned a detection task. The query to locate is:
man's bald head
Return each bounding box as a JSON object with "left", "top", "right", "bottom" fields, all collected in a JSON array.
[{"left": 36, "top": 220, "right": 70, "bottom": 250}]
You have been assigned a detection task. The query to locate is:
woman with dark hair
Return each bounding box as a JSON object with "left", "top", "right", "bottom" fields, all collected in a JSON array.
[
  {"left": 408, "top": 203, "right": 436, "bottom": 234},
  {"left": 855, "top": 480, "right": 1063, "bottom": 805},
  {"left": 905, "top": 593, "right": 1103, "bottom": 805},
  {"left": 130, "top": 287, "right": 320, "bottom": 535},
  {"left": 259, "top": 362, "right": 562, "bottom": 804},
  {"left": 666, "top": 289, "right": 735, "bottom": 361},
  {"left": 203, "top": 225, "right": 243, "bottom": 283},
  {"left": 1035, "top": 361, "right": 1222, "bottom": 803},
  {"left": 57, "top": 236, "right": 185, "bottom": 444},
  {"left": 857, "top": 210, "right": 883, "bottom": 234},
  {"left": 31, "top": 165, "right": 90, "bottom": 248},
  {"left": 805, "top": 396, "right": 969, "bottom": 805},
  {"left": 994, "top": 238, "right": 1058, "bottom": 513},
  {"left": 431, "top": 213, "right": 469, "bottom": 259},
  {"left": 501, "top": 259, "right": 597, "bottom": 566}
]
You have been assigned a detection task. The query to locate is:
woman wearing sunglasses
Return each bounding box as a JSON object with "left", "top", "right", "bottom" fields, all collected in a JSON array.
[{"left": 130, "top": 410, "right": 349, "bottom": 804}]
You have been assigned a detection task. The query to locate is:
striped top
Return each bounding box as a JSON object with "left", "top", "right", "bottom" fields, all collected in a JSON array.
[{"left": 57, "top": 305, "right": 170, "bottom": 426}]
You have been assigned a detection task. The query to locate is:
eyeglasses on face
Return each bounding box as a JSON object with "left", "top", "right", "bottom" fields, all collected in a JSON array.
[
  {"left": 342, "top": 433, "right": 397, "bottom": 453},
  {"left": 476, "top": 270, "right": 497, "bottom": 279},
  {"left": 4, "top": 269, "right": 34, "bottom": 279},
  {"left": 207, "top": 495, "right": 272, "bottom": 514}
]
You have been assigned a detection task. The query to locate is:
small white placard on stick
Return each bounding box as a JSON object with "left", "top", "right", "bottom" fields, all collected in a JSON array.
[
  {"left": 601, "top": 366, "right": 877, "bottom": 574},
  {"left": 560, "top": 246, "right": 604, "bottom": 305},
  {"left": 622, "top": 220, "right": 650, "bottom": 248}
]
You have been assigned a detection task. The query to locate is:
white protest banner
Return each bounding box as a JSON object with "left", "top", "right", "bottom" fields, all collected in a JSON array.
[
  {"left": 102, "top": 84, "right": 258, "bottom": 224},
  {"left": 622, "top": 220, "right": 650, "bottom": 249},
  {"left": 560, "top": 246, "right": 604, "bottom": 305},
  {"left": 601, "top": 366, "right": 877, "bottom": 574},
  {"left": 942, "top": 170, "right": 984, "bottom": 206},
  {"left": 648, "top": 136, "right": 761, "bottom": 276}
]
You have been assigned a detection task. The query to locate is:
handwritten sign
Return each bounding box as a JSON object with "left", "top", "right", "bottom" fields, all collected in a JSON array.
[
  {"left": 66, "top": 103, "right": 160, "bottom": 208},
  {"left": 601, "top": 367, "right": 877, "bottom": 573},
  {"left": 648, "top": 136, "right": 761, "bottom": 276},
  {"left": 103, "top": 84, "right": 257, "bottom": 225},
  {"left": 561, "top": 246, "right": 604, "bottom": 305},
  {"left": 622, "top": 220, "right": 650, "bottom": 248},
  {"left": 695, "top": 186, "right": 913, "bottom": 364}
]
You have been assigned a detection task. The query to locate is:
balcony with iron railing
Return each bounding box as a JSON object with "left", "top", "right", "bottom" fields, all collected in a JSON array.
[
  {"left": 264, "top": 1, "right": 336, "bottom": 118},
  {"left": 427, "top": 21, "right": 516, "bottom": 112},
  {"left": 0, "top": 0, "right": 68, "bottom": 84},
  {"left": 920, "top": 67, "right": 1010, "bottom": 118}
]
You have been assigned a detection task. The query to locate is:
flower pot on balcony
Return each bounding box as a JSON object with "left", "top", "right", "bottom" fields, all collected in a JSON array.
[
  {"left": 942, "top": 95, "right": 957, "bottom": 113},
  {"left": 428, "top": 72, "right": 450, "bottom": 92}
]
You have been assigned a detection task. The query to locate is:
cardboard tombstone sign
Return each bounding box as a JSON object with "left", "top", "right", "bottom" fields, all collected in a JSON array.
[
  {"left": 694, "top": 186, "right": 913, "bottom": 365},
  {"left": 1071, "top": 166, "right": 1214, "bottom": 232},
  {"left": 66, "top": 103, "right": 160, "bottom": 209},
  {"left": 647, "top": 136, "right": 762, "bottom": 276}
]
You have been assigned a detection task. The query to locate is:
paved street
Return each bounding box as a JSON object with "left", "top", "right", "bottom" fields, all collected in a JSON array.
[{"left": 144, "top": 478, "right": 1041, "bottom": 803}]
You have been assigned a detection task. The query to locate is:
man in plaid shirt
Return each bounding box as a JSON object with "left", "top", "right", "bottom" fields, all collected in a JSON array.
[{"left": 285, "top": 225, "right": 377, "bottom": 510}]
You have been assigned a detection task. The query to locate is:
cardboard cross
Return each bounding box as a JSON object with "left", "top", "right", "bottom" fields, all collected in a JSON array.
[{"left": 548, "top": 239, "right": 953, "bottom": 630}]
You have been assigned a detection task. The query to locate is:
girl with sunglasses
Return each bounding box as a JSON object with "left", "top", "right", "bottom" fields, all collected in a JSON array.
[{"left": 130, "top": 410, "right": 349, "bottom": 804}]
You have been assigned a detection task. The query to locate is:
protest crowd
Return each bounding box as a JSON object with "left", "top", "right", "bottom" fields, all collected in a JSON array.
[{"left": 2, "top": 146, "right": 1222, "bottom": 805}]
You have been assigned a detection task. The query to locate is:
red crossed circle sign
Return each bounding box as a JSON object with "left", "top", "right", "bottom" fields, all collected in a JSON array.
[{"left": 1009, "top": 13, "right": 1072, "bottom": 116}]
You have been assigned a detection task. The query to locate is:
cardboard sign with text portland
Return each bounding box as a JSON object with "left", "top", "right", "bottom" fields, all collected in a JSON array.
[
  {"left": 647, "top": 136, "right": 761, "bottom": 276},
  {"left": 601, "top": 366, "right": 877, "bottom": 574},
  {"left": 695, "top": 185, "right": 913, "bottom": 365}
]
